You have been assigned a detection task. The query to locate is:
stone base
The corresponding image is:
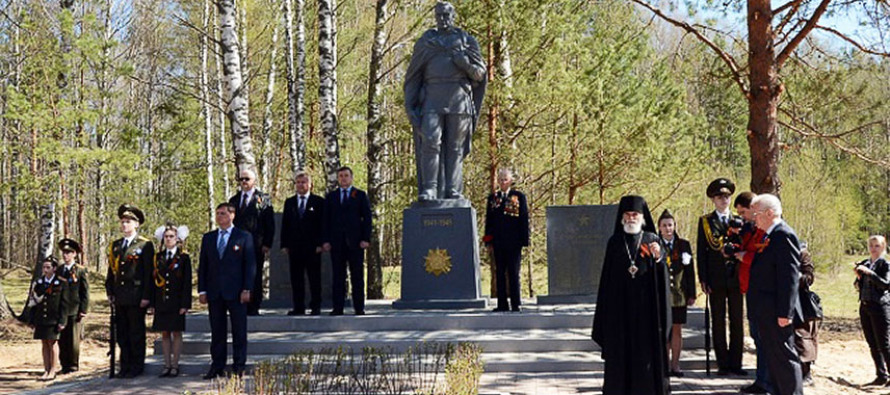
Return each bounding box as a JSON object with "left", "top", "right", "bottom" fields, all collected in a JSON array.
[
  {"left": 267, "top": 213, "right": 335, "bottom": 309},
  {"left": 391, "top": 298, "right": 488, "bottom": 310},
  {"left": 536, "top": 294, "right": 597, "bottom": 305},
  {"left": 393, "top": 206, "right": 484, "bottom": 310}
]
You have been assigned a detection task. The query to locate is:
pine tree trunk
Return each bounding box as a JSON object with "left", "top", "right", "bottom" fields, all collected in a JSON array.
[
  {"left": 318, "top": 0, "right": 339, "bottom": 191},
  {"left": 203, "top": 0, "right": 216, "bottom": 229},
  {"left": 260, "top": 0, "right": 280, "bottom": 189},
  {"left": 217, "top": 0, "right": 256, "bottom": 173},
  {"left": 365, "top": 0, "right": 388, "bottom": 300},
  {"left": 284, "top": 0, "right": 307, "bottom": 173},
  {"left": 746, "top": 0, "right": 781, "bottom": 195}
]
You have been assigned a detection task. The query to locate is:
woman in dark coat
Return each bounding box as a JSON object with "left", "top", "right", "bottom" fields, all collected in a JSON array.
[
  {"left": 29, "top": 256, "right": 69, "bottom": 381},
  {"left": 795, "top": 242, "right": 820, "bottom": 386},
  {"left": 148, "top": 224, "right": 192, "bottom": 377},
  {"left": 657, "top": 210, "right": 696, "bottom": 377},
  {"left": 855, "top": 235, "right": 890, "bottom": 387}
]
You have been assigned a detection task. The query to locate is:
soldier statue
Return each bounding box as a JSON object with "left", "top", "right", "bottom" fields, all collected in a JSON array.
[{"left": 404, "top": 1, "right": 487, "bottom": 202}]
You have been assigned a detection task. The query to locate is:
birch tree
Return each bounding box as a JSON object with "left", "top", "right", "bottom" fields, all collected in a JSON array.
[
  {"left": 260, "top": 0, "right": 280, "bottom": 189},
  {"left": 318, "top": 0, "right": 339, "bottom": 190},
  {"left": 365, "top": 0, "right": 388, "bottom": 299},
  {"left": 217, "top": 0, "right": 256, "bottom": 172},
  {"left": 284, "top": 0, "right": 306, "bottom": 173},
  {"left": 203, "top": 0, "right": 216, "bottom": 228}
]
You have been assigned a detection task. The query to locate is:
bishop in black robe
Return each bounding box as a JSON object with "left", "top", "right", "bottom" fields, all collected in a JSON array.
[{"left": 592, "top": 195, "right": 672, "bottom": 395}]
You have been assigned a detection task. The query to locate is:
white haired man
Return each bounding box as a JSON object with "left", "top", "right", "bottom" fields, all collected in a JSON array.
[
  {"left": 748, "top": 194, "right": 804, "bottom": 395},
  {"left": 229, "top": 168, "right": 275, "bottom": 316}
]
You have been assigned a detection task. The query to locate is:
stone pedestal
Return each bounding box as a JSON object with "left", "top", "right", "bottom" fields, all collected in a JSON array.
[
  {"left": 392, "top": 206, "right": 486, "bottom": 309},
  {"left": 537, "top": 205, "right": 617, "bottom": 305},
  {"left": 267, "top": 213, "right": 335, "bottom": 309}
]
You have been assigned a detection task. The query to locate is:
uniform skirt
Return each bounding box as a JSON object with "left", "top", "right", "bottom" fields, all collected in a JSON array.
[
  {"left": 152, "top": 311, "right": 186, "bottom": 332},
  {"left": 34, "top": 325, "right": 60, "bottom": 340},
  {"left": 671, "top": 306, "right": 688, "bottom": 325}
]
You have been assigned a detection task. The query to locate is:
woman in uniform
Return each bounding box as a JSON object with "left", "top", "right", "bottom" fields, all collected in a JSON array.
[
  {"left": 148, "top": 224, "right": 192, "bottom": 378},
  {"left": 29, "top": 256, "right": 69, "bottom": 381},
  {"left": 658, "top": 210, "right": 696, "bottom": 377}
]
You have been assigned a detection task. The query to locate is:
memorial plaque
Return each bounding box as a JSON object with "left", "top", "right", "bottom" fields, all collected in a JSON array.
[
  {"left": 392, "top": 206, "right": 486, "bottom": 309},
  {"left": 537, "top": 205, "right": 617, "bottom": 304}
]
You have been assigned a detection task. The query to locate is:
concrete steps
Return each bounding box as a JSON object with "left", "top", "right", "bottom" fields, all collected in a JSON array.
[{"left": 155, "top": 300, "right": 711, "bottom": 373}]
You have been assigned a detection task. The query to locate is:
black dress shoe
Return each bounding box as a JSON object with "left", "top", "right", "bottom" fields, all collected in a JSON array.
[
  {"left": 310, "top": 309, "right": 321, "bottom": 316},
  {"left": 329, "top": 310, "right": 344, "bottom": 316},
  {"left": 354, "top": 310, "right": 365, "bottom": 316},
  {"left": 669, "top": 370, "right": 684, "bottom": 377},
  {"left": 740, "top": 383, "right": 767, "bottom": 394},
  {"left": 203, "top": 369, "right": 223, "bottom": 380},
  {"left": 730, "top": 368, "right": 748, "bottom": 376},
  {"left": 158, "top": 367, "right": 172, "bottom": 378},
  {"left": 866, "top": 377, "right": 889, "bottom": 386},
  {"left": 115, "top": 369, "right": 129, "bottom": 379},
  {"left": 129, "top": 369, "right": 143, "bottom": 378},
  {"left": 59, "top": 368, "right": 74, "bottom": 375},
  {"left": 492, "top": 307, "right": 508, "bottom": 312},
  {"left": 511, "top": 307, "right": 522, "bottom": 313},
  {"left": 716, "top": 369, "right": 730, "bottom": 376},
  {"left": 169, "top": 367, "right": 180, "bottom": 378},
  {"left": 287, "top": 310, "right": 304, "bottom": 316}
]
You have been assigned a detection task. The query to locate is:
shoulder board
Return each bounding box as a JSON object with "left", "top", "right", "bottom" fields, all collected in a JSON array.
[{"left": 138, "top": 236, "right": 150, "bottom": 242}]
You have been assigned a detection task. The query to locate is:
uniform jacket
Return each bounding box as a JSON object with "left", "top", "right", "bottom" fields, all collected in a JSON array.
[
  {"left": 662, "top": 236, "right": 696, "bottom": 306},
  {"left": 322, "top": 187, "right": 372, "bottom": 250},
  {"left": 198, "top": 227, "right": 256, "bottom": 302},
  {"left": 56, "top": 263, "right": 89, "bottom": 317},
  {"left": 280, "top": 193, "right": 325, "bottom": 252},
  {"left": 696, "top": 211, "right": 741, "bottom": 290},
  {"left": 148, "top": 248, "right": 193, "bottom": 312},
  {"left": 748, "top": 221, "right": 804, "bottom": 324},
  {"left": 230, "top": 189, "right": 275, "bottom": 250},
  {"left": 484, "top": 189, "right": 530, "bottom": 250},
  {"left": 30, "top": 276, "right": 70, "bottom": 328},
  {"left": 105, "top": 236, "right": 155, "bottom": 306}
]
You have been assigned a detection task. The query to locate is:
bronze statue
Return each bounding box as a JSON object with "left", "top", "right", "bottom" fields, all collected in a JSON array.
[{"left": 404, "top": 1, "right": 486, "bottom": 202}]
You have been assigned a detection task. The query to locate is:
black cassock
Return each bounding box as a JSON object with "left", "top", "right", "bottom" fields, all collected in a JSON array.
[{"left": 592, "top": 231, "right": 672, "bottom": 395}]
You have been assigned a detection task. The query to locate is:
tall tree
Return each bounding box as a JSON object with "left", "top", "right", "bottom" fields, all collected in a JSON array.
[
  {"left": 217, "top": 0, "right": 256, "bottom": 172},
  {"left": 260, "top": 0, "right": 280, "bottom": 189},
  {"left": 318, "top": 0, "right": 339, "bottom": 190},
  {"left": 632, "top": 0, "right": 890, "bottom": 194},
  {"left": 284, "top": 0, "right": 307, "bottom": 173},
  {"left": 203, "top": 0, "right": 216, "bottom": 229},
  {"left": 364, "top": 0, "right": 388, "bottom": 300}
]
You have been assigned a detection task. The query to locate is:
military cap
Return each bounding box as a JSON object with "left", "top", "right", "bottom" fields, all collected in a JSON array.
[
  {"left": 658, "top": 209, "right": 674, "bottom": 222},
  {"left": 117, "top": 204, "right": 145, "bottom": 224},
  {"left": 58, "top": 238, "right": 82, "bottom": 254},
  {"left": 706, "top": 178, "right": 735, "bottom": 198}
]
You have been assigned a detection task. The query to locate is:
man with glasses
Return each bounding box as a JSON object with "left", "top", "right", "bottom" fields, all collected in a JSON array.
[
  {"left": 229, "top": 169, "right": 275, "bottom": 316},
  {"left": 697, "top": 178, "right": 746, "bottom": 376}
]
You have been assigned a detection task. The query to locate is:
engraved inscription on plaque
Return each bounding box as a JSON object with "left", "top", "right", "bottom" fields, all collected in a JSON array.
[{"left": 422, "top": 215, "right": 453, "bottom": 228}]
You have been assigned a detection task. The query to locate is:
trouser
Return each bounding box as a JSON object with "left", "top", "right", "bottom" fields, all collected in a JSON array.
[
  {"left": 861, "top": 301, "right": 890, "bottom": 379},
  {"left": 289, "top": 248, "right": 322, "bottom": 313},
  {"left": 115, "top": 305, "right": 146, "bottom": 373},
  {"left": 332, "top": 245, "right": 365, "bottom": 313},
  {"left": 749, "top": 310, "right": 774, "bottom": 392},
  {"left": 494, "top": 246, "right": 521, "bottom": 310},
  {"left": 417, "top": 113, "right": 471, "bottom": 199},
  {"left": 710, "top": 285, "right": 744, "bottom": 370},
  {"left": 247, "top": 248, "right": 266, "bottom": 315},
  {"left": 208, "top": 299, "right": 248, "bottom": 371},
  {"left": 59, "top": 314, "right": 82, "bottom": 370},
  {"left": 756, "top": 312, "right": 802, "bottom": 395}
]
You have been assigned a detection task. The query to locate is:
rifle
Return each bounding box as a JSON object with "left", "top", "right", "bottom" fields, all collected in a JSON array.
[
  {"left": 704, "top": 286, "right": 711, "bottom": 376},
  {"left": 108, "top": 301, "right": 116, "bottom": 378}
]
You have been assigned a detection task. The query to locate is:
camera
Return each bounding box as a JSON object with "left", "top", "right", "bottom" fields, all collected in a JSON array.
[
  {"left": 727, "top": 217, "right": 744, "bottom": 230},
  {"left": 723, "top": 242, "right": 742, "bottom": 256}
]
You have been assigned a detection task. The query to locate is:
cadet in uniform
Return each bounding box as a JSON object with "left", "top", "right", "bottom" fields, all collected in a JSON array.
[
  {"left": 148, "top": 224, "right": 192, "bottom": 378},
  {"left": 30, "top": 256, "right": 69, "bottom": 381},
  {"left": 658, "top": 210, "right": 696, "bottom": 377},
  {"left": 105, "top": 204, "right": 155, "bottom": 378},
  {"left": 56, "top": 238, "right": 89, "bottom": 374}
]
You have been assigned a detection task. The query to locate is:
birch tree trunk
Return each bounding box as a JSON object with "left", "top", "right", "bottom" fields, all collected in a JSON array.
[
  {"left": 215, "top": 5, "right": 232, "bottom": 194},
  {"left": 217, "top": 0, "right": 256, "bottom": 173},
  {"left": 365, "top": 0, "right": 387, "bottom": 299},
  {"left": 203, "top": 0, "right": 216, "bottom": 228},
  {"left": 260, "top": 0, "right": 279, "bottom": 189},
  {"left": 318, "top": 0, "right": 339, "bottom": 191},
  {"left": 284, "top": 0, "right": 306, "bottom": 173}
]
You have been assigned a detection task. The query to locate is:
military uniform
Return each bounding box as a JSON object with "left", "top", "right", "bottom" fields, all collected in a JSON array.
[
  {"left": 104, "top": 205, "right": 154, "bottom": 377},
  {"left": 56, "top": 239, "right": 89, "bottom": 373},
  {"left": 483, "top": 189, "right": 530, "bottom": 312},
  {"left": 30, "top": 275, "right": 70, "bottom": 340},
  {"left": 229, "top": 189, "right": 275, "bottom": 315},
  {"left": 148, "top": 247, "right": 192, "bottom": 332}
]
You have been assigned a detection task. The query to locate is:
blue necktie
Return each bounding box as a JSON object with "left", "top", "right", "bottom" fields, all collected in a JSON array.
[
  {"left": 341, "top": 189, "right": 347, "bottom": 204},
  {"left": 217, "top": 230, "right": 227, "bottom": 258},
  {"left": 299, "top": 196, "right": 306, "bottom": 216}
]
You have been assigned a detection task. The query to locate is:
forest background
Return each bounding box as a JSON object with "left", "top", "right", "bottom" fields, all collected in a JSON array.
[{"left": 0, "top": 0, "right": 888, "bottom": 312}]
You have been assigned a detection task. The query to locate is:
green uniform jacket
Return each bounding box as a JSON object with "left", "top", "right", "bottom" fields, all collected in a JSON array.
[
  {"left": 105, "top": 236, "right": 155, "bottom": 306},
  {"left": 57, "top": 263, "right": 89, "bottom": 317},
  {"left": 30, "top": 276, "right": 70, "bottom": 327}
]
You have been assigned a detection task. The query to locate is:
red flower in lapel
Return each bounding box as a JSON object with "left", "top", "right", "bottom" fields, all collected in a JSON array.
[
  {"left": 755, "top": 237, "right": 770, "bottom": 253},
  {"left": 350, "top": 189, "right": 358, "bottom": 199}
]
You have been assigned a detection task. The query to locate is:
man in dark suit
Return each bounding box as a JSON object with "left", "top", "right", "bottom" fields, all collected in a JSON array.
[
  {"left": 697, "top": 178, "right": 745, "bottom": 375},
  {"left": 229, "top": 169, "right": 274, "bottom": 316},
  {"left": 483, "top": 169, "right": 529, "bottom": 313},
  {"left": 322, "top": 166, "right": 372, "bottom": 316},
  {"left": 105, "top": 204, "right": 154, "bottom": 378},
  {"left": 748, "top": 193, "right": 803, "bottom": 395},
  {"left": 280, "top": 172, "right": 325, "bottom": 315},
  {"left": 198, "top": 202, "right": 256, "bottom": 379}
]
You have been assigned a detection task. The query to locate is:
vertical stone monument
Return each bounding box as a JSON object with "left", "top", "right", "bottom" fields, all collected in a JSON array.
[
  {"left": 537, "top": 205, "right": 617, "bottom": 304},
  {"left": 267, "top": 213, "right": 334, "bottom": 309}
]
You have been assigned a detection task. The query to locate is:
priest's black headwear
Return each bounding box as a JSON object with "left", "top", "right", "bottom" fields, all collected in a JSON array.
[{"left": 614, "top": 195, "right": 656, "bottom": 235}]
